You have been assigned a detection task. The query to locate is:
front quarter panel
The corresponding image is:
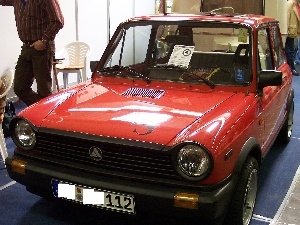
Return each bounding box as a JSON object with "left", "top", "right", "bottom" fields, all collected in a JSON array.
[
  {"left": 17, "top": 84, "right": 86, "bottom": 127},
  {"left": 169, "top": 93, "right": 263, "bottom": 184}
]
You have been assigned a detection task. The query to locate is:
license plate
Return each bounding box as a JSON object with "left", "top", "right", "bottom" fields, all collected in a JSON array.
[{"left": 52, "top": 179, "right": 135, "bottom": 214}]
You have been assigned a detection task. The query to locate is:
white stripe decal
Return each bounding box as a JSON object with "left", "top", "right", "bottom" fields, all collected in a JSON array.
[
  {"left": 0, "top": 181, "right": 16, "bottom": 191},
  {"left": 252, "top": 214, "right": 272, "bottom": 222},
  {"left": 291, "top": 137, "right": 300, "bottom": 139},
  {"left": 270, "top": 165, "right": 300, "bottom": 225},
  {"left": 252, "top": 158, "right": 300, "bottom": 224}
]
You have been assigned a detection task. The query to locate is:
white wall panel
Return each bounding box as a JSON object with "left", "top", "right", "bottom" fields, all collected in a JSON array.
[
  {"left": 55, "top": 0, "right": 77, "bottom": 55},
  {"left": 265, "top": 0, "right": 287, "bottom": 36},
  {"left": 77, "top": 0, "right": 108, "bottom": 64},
  {"left": 109, "top": 0, "right": 134, "bottom": 38},
  {"left": 0, "top": 0, "right": 156, "bottom": 97},
  {"left": 0, "top": 6, "right": 21, "bottom": 73},
  {"left": 109, "top": 0, "right": 155, "bottom": 68},
  {"left": 109, "top": 0, "right": 155, "bottom": 36},
  {"left": 134, "top": 0, "right": 155, "bottom": 16}
]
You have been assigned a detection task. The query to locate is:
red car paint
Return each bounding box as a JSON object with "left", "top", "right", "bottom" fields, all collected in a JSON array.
[{"left": 6, "top": 13, "right": 294, "bottom": 225}]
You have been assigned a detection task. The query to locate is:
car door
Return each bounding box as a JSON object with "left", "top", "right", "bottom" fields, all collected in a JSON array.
[{"left": 257, "top": 24, "right": 288, "bottom": 153}]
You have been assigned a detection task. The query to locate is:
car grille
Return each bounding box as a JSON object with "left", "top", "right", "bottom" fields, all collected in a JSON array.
[{"left": 32, "top": 131, "right": 182, "bottom": 184}]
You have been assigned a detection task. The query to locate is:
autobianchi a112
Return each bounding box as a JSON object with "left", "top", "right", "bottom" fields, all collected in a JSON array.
[{"left": 6, "top": 11, "right": 294, "bottom": 225}]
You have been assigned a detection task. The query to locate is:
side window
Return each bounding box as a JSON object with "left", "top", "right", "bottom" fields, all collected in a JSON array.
[
  {"left": 257, "top": 28, "right": 273, "bottom": 70},
  {"left": 271, "top": 25, "right": 285, "bottom": 69}
]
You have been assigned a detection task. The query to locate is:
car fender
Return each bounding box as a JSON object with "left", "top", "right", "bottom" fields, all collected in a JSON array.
[
  {"left": 232, "top": 88, "right": 294, "bottom": 177},
  {"left": 233, "top": 137, "right": 261, "bottom": 177}
]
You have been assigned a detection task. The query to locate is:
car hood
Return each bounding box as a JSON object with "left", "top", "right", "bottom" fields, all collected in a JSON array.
[{"left": 33, "top": 83, "right": 236, "bottom": 145}]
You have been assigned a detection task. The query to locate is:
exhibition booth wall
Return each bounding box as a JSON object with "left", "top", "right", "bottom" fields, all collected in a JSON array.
[
  {"left": 0, "top": 0, "right": 288, "bottom": 99},
  {"left": 0, "top": 0, "right": 155, "bottom": 99}
]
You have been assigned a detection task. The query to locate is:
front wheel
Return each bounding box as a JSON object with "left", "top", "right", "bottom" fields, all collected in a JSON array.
[{"left": 223, "top": 156, "right": 258, "bottom": 225}]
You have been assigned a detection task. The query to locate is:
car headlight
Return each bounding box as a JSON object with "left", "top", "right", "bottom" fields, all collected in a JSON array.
[
  {"left": 12, "top": 119, "right": 36, "bottom": 149},
  {"left": 177, "top": 144, "right": 212, "bottom": 180}
]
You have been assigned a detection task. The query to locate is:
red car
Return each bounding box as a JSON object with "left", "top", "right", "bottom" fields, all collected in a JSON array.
[{"left": 6, "top": 12, "right": 294, "bottom": 225}]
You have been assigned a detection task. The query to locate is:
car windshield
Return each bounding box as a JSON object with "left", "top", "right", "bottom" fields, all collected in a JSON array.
[{"left": 97, "top": 20, "right": 252, "bottom": 86}]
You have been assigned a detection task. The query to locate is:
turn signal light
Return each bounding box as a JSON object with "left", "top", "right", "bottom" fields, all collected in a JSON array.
[
  {"left": 174, "top": 192, "right": 199, "bottom": 209},
  {"left": 11, "top": 159, "right": 27, "bottom": 174}
]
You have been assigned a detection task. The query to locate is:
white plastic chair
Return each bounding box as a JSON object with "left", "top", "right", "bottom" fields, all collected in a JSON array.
[
  {"left": 53, "top": 41, "right": 90, "bottom": 91},
  {"left": 0, "top": 70, "right": 14, "bottom": 163}
]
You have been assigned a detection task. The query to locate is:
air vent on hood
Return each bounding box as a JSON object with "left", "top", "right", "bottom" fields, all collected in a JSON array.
[{"left": 122, "top": 88, "right": 165, "bottom": 99}]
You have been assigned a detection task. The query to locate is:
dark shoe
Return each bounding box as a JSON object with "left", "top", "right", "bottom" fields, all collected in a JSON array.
[{"left": 292, "top": 69, "right": 299, "bottom": 76}]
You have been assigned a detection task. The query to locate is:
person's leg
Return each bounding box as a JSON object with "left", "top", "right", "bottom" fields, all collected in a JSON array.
[
  {"left": 295, "top": 38, "right": 300, "bottom": 65},
  {"left": 14, "top": 46, "right": 37, "bottom": 106},
  {"left": 32, "top": 47, "right": 53, "bottom": 100},
  {"left": 285, "top": 36, "right": 298, "bottom": 75},
  {"left": 14, "top": 45, "right": 53, "bottom": 106},
  {"left": 285, "top": 37, "right": 295, "bottom": 69}
]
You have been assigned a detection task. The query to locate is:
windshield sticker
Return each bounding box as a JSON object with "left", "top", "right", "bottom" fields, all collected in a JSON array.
[
  {"left": 168, "top": 45, "right": 195, "bottom": 68},
  {"left": 238, "top": 28, "right": 248, "bottom": 43},
  {"left": 234, "top": 69, "right": 245, "bottom": 82}
]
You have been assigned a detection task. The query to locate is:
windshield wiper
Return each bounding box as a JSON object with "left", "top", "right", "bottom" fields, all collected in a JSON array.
[
  {"left": 154, "top": 64, "right": 187, "bottom": 70},
  {"left": 196, "top": 76, "right": 215, "bottom": 89},
  {"left": 182, "top": 70, "right": 215, "bottom": 89},
  {"left": 152, "top": 64, "right": 215, "bottom": 89},
  {"left": 100, "top": 65, "right": 151, "bottom": 84}
]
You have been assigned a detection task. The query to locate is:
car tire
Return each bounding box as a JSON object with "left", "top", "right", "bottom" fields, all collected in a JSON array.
[
  {"left": 223, "top": 156, "right": 258, "bottom": 225},
  {"left": 278, "top": 100, "right": 294, "bottom": 144}
]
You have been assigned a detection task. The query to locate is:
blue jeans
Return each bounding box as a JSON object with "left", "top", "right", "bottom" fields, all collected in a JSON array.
[
  {"left": 285, "top": 37, "right": 296, "bottom": 70},
  {"left": 295, "top": 38, "right": 300, "bottom": 65}
]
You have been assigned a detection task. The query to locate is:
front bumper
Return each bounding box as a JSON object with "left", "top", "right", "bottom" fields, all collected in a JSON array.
[{"left": 5, "top": 155, "right": 236, "bottom": 224}]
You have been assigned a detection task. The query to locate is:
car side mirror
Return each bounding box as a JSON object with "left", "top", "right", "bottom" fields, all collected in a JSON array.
[{"left": 258, "top": 70, "right": 282, "bottom": 91}]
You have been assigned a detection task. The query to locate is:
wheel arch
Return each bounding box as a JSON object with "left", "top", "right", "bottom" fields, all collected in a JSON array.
[
  {"left": 286, "top": 88, "right": 294, "bottom": 110},
  {"left": 233, "top": 137, "right": 262, "bottom": 177}
]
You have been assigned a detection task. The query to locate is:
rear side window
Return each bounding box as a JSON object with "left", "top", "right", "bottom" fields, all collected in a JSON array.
[
  {"left": 258, "top": 28, "right": 272, "bottom": 70},
  {"left": 271, "top": 25, "right": 285, "bottom": 69}
]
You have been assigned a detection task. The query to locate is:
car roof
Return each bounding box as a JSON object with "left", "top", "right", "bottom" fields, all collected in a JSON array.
[{"left": 129, "top": 13, "right": 278, "bottom": 28}]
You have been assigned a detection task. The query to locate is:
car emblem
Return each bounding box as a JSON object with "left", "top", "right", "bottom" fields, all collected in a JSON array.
[
  {"left": 133, "top": 125, "right": 154, "bottom": 135},
  {"left": 89, "top": 147, "right": 103, "bottom": 161}
]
